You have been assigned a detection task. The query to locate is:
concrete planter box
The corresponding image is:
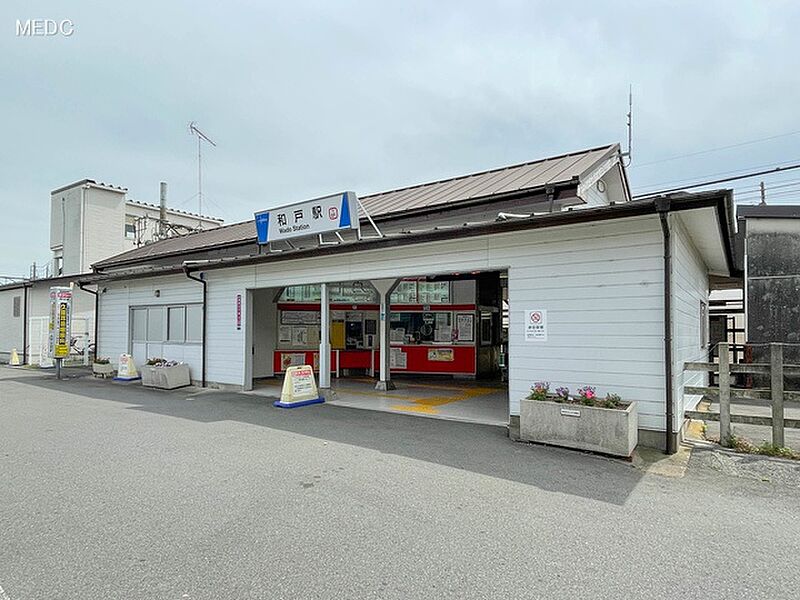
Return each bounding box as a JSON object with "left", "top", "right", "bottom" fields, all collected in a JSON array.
[
  {"left": 520, "top": 398, "right": 638, "bottom": 457},
  {"left": 141, "top": 364, "right": 191, "bottom": 390},
  {"left": 92, "top": 363, "right": 116, "bottom": 378}
]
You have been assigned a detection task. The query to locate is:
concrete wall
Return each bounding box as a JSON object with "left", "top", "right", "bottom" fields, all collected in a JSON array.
[
  {"left": 50, "top": 185, "right": 127, "bottom": 275},
  {"left": 746, "top": 217, "right": 800, "bottom": 378},
  {"left": 97, "top": 214, "right": 686, "bottom": 433},
  {"left": 50, "top": 186, "right": 84, "bottom": 274},
  {"left": 83, "top": 188, "right": 128, "bottom": 270}
]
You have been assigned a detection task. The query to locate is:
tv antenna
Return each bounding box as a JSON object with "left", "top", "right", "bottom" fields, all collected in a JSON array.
[
  {"left": 621, "top": 85, "right": 633, "bottom": 166},
  {"left": 188, "top": 121, "right": 217, "bottom": 217}
]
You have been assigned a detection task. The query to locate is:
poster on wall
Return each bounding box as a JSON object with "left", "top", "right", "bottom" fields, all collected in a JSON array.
[
  {"left": 281, "top": 353, "right": 306, "bottom": 370},
  {"left": 434, "top": 326, "right": 452, "bottom": 342},
  {"left": 292, "top": 326, "right": 308, "bottom": 346},
  {"left": 455, "top": 313, "right": 474, "bottom": 342},
  {"left": 427, "top": 348, "right": 454, "bottom": 362},
  {"left": 389, "top": 347, "right": 407, "bottom": 369},
  {"left": 525, "top": 309, "right": 548, "bottom": 342},
  {"left": 281, "top": 311, "right": 320, "bottom": 325},
  {"left": 278, "top": 326, "right": 293, "bottom": 344}
]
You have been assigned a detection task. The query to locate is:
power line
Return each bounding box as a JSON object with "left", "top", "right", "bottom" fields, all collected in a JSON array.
[
  {"left": 737, "top": 183, "right": 800, "bottom": 200},
  {"left": 633, "top": 157, "right": 800, "bottom": 193},
  {"left": 632, "top": 161, "right": 800, "bottom": 198},
  {"left": 631, "top": 129, "right": 800, "bottom": 169},
  {"left": 737, "top": 189, "right": 800, "bottom": 202},
  {"left": 735, "top": 177, "right": 800, "bottom": 194}
]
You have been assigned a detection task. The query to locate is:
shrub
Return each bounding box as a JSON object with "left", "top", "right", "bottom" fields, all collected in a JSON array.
[
  {"left": 93, "top": 357, "right": 110, "bottom": 365},
  {"left": 146, "top": 357, "right": 165, "bottom": 366}
]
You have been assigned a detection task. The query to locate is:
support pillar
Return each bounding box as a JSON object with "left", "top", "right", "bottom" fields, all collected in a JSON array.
[
  {"left": 371, "top": 279, "right": 399, "bottom": 391},
  {"left": 771, "top": 343, "right": 785, "bottom": 448},
  {"left": 319, "top": 282, "right": 331, "bottom": 390}
]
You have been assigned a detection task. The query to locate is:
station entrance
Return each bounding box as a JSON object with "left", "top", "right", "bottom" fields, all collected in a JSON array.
[{"left": 247, "top": 270, "right": 509, "bottom": 425}]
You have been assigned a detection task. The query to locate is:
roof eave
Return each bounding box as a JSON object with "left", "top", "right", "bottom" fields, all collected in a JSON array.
[{"left": 80, "top": 192, "right": 738, "bottom": 285}]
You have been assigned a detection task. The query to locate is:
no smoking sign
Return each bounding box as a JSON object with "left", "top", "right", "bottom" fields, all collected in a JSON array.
[{"left": 525, "top": 309, "right": 547, "bottom": 342}]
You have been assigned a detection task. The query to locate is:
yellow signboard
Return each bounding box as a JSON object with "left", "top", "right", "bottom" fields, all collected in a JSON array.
[
  {"left": 427, "top": 348, "right": 454, "bottom": 362},
  {"left": 49, "top": 287, "right": 72, "bottom": 359}
]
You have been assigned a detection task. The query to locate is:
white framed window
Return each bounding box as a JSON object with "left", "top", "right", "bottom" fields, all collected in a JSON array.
[
  {"left": 186, "top": 305, "right": 203, "bottom": 342},
  {"left": 168, "top": 307, "right": 186, "bottom": 341},
  {"left": 131, "top": 304, "right": 202, "bottom": 345}
]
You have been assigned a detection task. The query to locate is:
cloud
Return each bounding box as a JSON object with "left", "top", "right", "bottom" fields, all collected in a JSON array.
[{"left": 1, "top": 1, "right": 799, "bottom": 275}]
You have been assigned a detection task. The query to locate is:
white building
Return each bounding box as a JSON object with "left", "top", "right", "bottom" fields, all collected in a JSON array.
[
  {"left": 81, "top": 144, "right": 740, "bottom": 452},
  {"left": 0, "top": 179, "right": 223, "bottom": 364},
  {"left": 49, "top": 179, "right": 222, "bottom": 277}
]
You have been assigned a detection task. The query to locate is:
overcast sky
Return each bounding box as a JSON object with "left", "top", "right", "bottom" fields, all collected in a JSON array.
[{"left": 2, "top": 1, "right": 799, "bottom": 277}]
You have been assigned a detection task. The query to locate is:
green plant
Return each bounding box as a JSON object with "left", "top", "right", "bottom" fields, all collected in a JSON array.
[
  {"left": 603, "top": 393, "right": 622, "bottom": 409},
  {"left": 146, "top": 357, "right": 164, "bottom": 366},
  {"left": 93, "top": 357, "right": 110, "bottom": 365},
  {"left": 527, "top": 381, "right": 550, "bottom": 401},
  {"left": 576, "top": 386, "right": 597, "bottom": 405},
  {"left": 756, "top": 443, "right": 799, "bottom": 459},
  {"left": 721, "top": 434, "right": 799, "bottom": 460}
]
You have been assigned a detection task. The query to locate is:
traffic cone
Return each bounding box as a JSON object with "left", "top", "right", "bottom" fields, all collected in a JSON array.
[{"left": 10, "top": 348, "right": 20, "bottom": 366}]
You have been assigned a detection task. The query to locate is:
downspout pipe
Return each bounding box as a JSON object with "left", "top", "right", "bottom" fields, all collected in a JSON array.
[
  {"left": 78, "top": 282, "right": 99, "bottom": 360},
  {"left": 22, "top": 284, "right": 29, "bottom": 364},
  {"left": 183, "top": 266, "right": 207, "bottom": 387},
  {"left": 655, "top": 197, "right": 676, "bottom": 455}
]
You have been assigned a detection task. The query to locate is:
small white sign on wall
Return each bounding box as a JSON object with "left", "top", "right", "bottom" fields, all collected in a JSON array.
[{"left": 525, "top": 309, "right": 548, "bottom": 342}]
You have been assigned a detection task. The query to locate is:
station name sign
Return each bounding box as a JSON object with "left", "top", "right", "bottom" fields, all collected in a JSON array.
[{"left": 254, "top": 191, "right": 360, "bottom": 244}]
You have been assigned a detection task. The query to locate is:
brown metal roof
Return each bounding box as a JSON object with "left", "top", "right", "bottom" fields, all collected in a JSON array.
[
  {"left": 93, "top": 143, "right": 619, "bottom": 269},
  {"left": 80, "top": 190, "right": 738, "bottom": 284}
]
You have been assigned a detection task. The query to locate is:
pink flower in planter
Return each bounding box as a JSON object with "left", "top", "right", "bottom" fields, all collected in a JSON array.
[{"left": 577, "top": 386, "right": 597, "bottom": 405}]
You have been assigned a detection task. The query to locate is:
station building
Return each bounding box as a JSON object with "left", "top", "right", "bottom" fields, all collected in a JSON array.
[{"left": 80, "top": 143, "right": 739, "bottom": 451}]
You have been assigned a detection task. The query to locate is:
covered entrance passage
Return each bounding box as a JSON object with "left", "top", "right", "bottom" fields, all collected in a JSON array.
[
  {"left": 246, "top": 270, "right": 509, "bottom": 426},
  {"left": 253, "top": 376, "right": 508, "bottom": 425}
]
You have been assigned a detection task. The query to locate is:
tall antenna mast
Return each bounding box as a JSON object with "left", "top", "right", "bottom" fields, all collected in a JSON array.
[
  {"left": 621, "top": 85, "right": 633, "bottom": 165},
  {"left": 188, "top": 121, "right": 217, "bottom": 217}
]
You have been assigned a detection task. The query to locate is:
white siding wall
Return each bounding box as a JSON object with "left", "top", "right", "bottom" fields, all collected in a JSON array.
[
  {"left": 0, "top": 288, "right": 24, "bottom": 360},
  {"left": 671, "top": 215, "right": 710, "bottom": 429},
  {"left": 97, "top": 275, "right": 203, "bottom": 376},
  {"left": 504, "top": 216, "right": 667, "bottom": 431},
  {"left": 97, "top": 214, "right": 674, "bottom": 432}
]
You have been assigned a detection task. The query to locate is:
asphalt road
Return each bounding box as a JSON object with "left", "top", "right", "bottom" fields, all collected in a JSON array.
[{"left": 1, "top": 367, "right": 799, "bottom": 599}]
